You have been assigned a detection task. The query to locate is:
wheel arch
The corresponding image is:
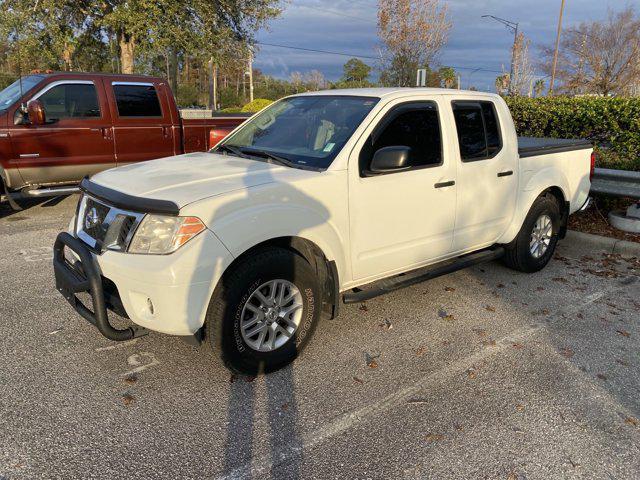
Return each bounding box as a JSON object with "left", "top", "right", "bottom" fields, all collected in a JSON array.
[
  {"left": 222, "top": 235, "right": 340, "bottom": 320},
  {"left": 499, "top": 183, "right": 569, "bottom": 245}
]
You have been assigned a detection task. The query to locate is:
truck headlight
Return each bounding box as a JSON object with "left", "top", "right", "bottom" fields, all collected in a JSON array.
[{"left": 128, "top": 215, "right": 206, "bottom": 255}]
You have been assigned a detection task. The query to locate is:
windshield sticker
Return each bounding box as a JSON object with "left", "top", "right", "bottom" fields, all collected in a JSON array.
[{"left": 323, "top": 143, "right": 336, "bottom": 153}]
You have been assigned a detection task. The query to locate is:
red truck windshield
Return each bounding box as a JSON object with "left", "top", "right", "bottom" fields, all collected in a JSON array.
[
  {"left": 219, "top": 95, "right": 379, "bottom": 170},
  {"left": 0, "top": 75, "right": 44, "bottom": 111}
]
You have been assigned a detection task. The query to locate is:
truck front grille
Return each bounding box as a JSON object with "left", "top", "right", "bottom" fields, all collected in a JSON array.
[{"left": 76, "top": 195, "right": 145, "bottom": 253}]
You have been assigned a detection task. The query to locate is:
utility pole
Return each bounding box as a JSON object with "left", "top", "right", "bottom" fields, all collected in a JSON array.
[
  {"left": 549, "top": 0, "right": 566, "bottom": 95},
  {"left": 482, "top": 15, "right": 519, "bottom": 95}
]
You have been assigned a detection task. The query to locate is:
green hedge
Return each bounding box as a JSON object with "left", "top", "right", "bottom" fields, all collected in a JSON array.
[{"left": 505, "top": 96, "right": 640, "bottom": 171}]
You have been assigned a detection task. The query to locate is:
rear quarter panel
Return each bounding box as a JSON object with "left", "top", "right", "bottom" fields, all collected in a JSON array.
[{"left": 498, "top": 148, "right": 592, "bottom": 244}]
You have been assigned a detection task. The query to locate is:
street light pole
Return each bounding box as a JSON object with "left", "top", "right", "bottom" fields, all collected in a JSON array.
[
  {"left": 482, "top": 15, "right": 519, "bottom": 95},
  {"left": 549, "top": 0, "right": 566, "bottom": 95}
]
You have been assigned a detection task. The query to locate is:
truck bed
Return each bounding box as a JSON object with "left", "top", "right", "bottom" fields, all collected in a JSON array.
[{"left": 518, "top": 137, "right": 592, "bottom": 158}]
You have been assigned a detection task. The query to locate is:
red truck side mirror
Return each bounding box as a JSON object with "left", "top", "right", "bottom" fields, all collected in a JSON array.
[{"left": 27, "top": 100, "right": 46, "bottom": 125}]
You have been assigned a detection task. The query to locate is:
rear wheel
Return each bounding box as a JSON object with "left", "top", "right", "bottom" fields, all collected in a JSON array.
[
  {"left": 206, "top": 247, "right": 321, "bottom": 374},
  {"left": 503, "top": 195, "right": 561, "bottom": 273}
]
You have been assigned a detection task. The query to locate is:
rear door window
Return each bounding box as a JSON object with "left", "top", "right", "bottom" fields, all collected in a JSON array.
[
  {"left": 113, "top": 84, "right": 162, "bottom": 117},
  {"left": 452, "top": 101, "right": 502, "bottom": 161}
]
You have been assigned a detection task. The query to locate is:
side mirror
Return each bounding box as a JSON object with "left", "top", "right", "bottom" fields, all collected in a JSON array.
[
  {"left": 369, "top": 146, "right": 412, "bottom": 174},
  {"left": 27, "top": 100, "right": 46, "bottom": 126}
]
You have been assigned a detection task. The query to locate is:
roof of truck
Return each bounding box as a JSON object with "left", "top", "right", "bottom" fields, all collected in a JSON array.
[
  {"left": 27, "top": 71, "right": 164, "bottom": 82},
  {"left": 295, "top": 87, "right": 501, "bottom": 100}
]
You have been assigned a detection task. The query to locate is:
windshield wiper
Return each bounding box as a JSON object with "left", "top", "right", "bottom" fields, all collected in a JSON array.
[
  {"left": 216, "top": 144, "right": 251, "bottom": 159},
  {"left": 238, "top": 147, "right": 297, "bottom": 168}
]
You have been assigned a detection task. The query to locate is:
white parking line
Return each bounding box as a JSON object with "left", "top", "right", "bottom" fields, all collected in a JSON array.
[
  {"left": 95, "top": 339, "right": 139, "bottom": 351},
  {"left": 123, "top": 352, "right": 160, "bottom": 376}
]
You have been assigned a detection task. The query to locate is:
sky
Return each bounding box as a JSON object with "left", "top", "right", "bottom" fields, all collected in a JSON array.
[{"left": 254, "top": 0, "right": 633, "bottom": 92}]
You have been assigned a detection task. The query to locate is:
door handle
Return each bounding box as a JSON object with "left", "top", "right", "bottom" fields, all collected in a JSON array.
[
  {"left": 101, "top": 127, "right": 112, "bottom": 140},
  {"left": 497, "top": 170, "right": 514, "bottom": 177},
  {"left": 162, "top": 126, "right": 171, "bottom": 139},
  {"left": 434, "top": 180, "right": 455, "bottom": 189}
]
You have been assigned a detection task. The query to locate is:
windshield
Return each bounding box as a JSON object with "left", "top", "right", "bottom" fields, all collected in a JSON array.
[
  {"left": 218, "top": 95, "right": 379, "bottom": 170},
  {"left": 0, "top": 75, "right": 44, "bottom": 111}
]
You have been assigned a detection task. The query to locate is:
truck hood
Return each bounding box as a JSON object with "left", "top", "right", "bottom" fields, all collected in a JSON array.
[{"left": 90, "top": 152, "right": 307, "bottom": 208}]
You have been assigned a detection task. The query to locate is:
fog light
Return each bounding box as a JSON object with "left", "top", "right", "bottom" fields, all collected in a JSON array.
[{"left": 147, "top": 298, "right": 155, "bottom": 315}]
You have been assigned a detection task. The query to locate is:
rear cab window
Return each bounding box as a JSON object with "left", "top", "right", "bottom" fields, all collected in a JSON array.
[
  {"left": 452, "top": 100, "right": 502, "bottom": 161},
  {"left": 112, "top": 83, "right": 163, "bottom": 117}
]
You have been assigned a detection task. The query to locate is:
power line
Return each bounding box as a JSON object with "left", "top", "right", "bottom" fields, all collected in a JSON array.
[{"left": 256, "top": 42, "right": 378, "bottom": 60}]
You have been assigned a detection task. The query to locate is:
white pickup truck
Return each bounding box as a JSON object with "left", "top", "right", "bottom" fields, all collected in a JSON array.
[{"left": 54, "top": 88, "right": 594, "bottom": 373}]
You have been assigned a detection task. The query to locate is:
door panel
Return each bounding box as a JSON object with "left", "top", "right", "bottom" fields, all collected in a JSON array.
[
  {"left": 106, "top": 81, "right": 177, "bottom": 165},
  {"left": 450, "top": 100, "right": 517, "bottom": 251},
  {"left": 9, "top": 80, "right": 115, "bottom": 185},
  {"left": 349, "top": 99, "right": 457, "bottom": 281}
]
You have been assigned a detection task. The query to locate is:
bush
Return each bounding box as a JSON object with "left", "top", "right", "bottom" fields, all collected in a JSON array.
[
  {"left": 241, "top": 98, "right": 274, "bottom": 113},
  {"left": 220, "top": 106, "right": 244, "bottom": 113},
  {"left": 505, "top": 96, "right": 640, "bottom": 171}
]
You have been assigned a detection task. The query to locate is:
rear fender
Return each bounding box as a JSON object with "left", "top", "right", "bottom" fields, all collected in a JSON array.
[{"left": 498, "top": 167, "right": 570, "bottom": 245}]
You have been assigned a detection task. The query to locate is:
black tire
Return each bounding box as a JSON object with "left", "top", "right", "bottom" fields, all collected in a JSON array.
[
  {"left": 503, "top": 195, "right": 561, "bottom": 273},
  {"left": 206, "top": 247, "right": 321, "bottom": 374}
]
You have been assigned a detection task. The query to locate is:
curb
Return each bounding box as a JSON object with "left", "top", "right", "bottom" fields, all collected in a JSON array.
[{"left": 565, "top": 230, "right": 640, "bottom": 257}]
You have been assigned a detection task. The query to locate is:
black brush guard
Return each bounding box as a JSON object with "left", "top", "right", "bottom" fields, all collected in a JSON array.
[{"left": 53, "top": 232, "right": 148, "bottom": 341}]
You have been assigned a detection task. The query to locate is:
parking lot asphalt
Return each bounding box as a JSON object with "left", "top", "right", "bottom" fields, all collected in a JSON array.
[{"left": 1, "top": 195, "right": 639, "bottom": 480}]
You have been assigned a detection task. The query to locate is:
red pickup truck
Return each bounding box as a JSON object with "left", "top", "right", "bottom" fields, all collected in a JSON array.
[{"left": 0, "top": 72, "right": 248, "bottom": 206}]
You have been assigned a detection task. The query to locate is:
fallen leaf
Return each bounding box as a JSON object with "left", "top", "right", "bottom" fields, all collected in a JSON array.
[
  {"left": 552, "top": 277, "right": 569, "bottom": 284},
  {"left": 454, "top": 423, "right": 464, "bottom": 431},
  {"left": 365, "top": 352, "right": 380, "bottom": 369},
  {"left": 466, "top": 368, "right": 477, "bottom": 379},
  {"left": 616, "top": 329, "right": 631, "bottom": 337},
  {"left": 281, "top": 402, "right": 289, "bottom": 411},
  {"left": 379, "top": 319, "right": 393, "bottom": 330},
  {"left": 444, "top": 286, "right": 456, "bottom": 292},
  {"left": 559, "top": 347, "right": 574, "bottom": 358},
  {"left": 438, "top": 309, "right": 454, "bottom": 321},
  {"left": 353, "top": 376, "right": 363, "bottom": 384},
  {"left": 124, "top": 374, "right": 138, "bottom": 385},
  {"left": 576, "top": 313, "right": 584, "bottom": 319},
  {"left": 425, "top": 433, "right": 444, "bottom": 442},
  {"left": 415, "top": 346, "right": 427, "bottom": 356},
  {"left": 516, "top": 404, "right": 525, "bottom": 412},
  {"left": 512, "top": 343, "right": 524, "bottom": 349},
  {"left": 485, "top": 305, "right": 496, "bottom": 312},
  {"left": 481, "top": 339, "right": 497, "bottom": 348},
  {"left": 507, "top": 471, "right": 519, "bottom": 480},
  {"left": 497, "top": 283, "right": 505, "bottom": 288},
  {"left": 359, "top": 303, "right": 369, "bottom": 312},
  {"left": 625, "top": 417, "right": 638, "bottom": 427},
  {"left": 536, "top": 286, "right": 545, "bottom": 291},
  {"left": 122, "top": 393, "right": 135, "bottom": 406},
  {"left": 596, "top": 373, "right": 607, "bottom": 381}
]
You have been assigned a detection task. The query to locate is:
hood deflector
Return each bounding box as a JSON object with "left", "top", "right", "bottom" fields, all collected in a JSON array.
[{"left": 80, "top": 177, "right": 180, "bottom": 216}]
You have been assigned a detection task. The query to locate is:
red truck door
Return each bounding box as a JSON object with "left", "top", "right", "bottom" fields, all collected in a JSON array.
[
  {"left": 105, "top": 80, "right": 178, "bottom": 165},
  {"left": 8, "top": 78, "right": 115, "bottom": 186}
]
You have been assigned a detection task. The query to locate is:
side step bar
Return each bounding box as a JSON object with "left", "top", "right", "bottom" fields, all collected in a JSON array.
[
  {"left": 22, "top": 186, "right": 80, "bottom": 198},
  {"left": 343, "top": 247, "right": 505, "bottom": 304}
]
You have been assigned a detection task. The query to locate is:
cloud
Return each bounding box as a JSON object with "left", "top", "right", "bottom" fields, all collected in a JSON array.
[{"left": 255, "top": 0, "right": 632, "bottom": 91}]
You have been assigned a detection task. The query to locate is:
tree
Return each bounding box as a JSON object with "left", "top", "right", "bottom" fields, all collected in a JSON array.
[
  {"left": 510, "top": 32, "right": 534, "bottom": 96},
  {"left": 377, "top": 0, "right": 451, "bottom": 87},
  {"left": 533, "top": 79, "right": 545, "bottom": 97},
  {"left": 342, "top": 58, "right": 372, "bottom": 85},
  {"left": 540, "top": 7, "right": 640, "bottom": 95},
  {"left": 304, "top": 70, "right": 326, "bottom": 91},
  {"left": 495, "top": 73, "right": 510, "bottom": 96},
  {"left": 438, "top": 66, "right": 456, "bottom": 88}
]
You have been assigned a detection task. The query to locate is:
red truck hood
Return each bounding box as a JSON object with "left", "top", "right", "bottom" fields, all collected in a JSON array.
[{"left": 89, "top": 152, "right": 303, "bottom": 208}]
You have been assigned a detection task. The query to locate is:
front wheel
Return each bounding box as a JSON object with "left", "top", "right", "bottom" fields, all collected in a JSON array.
[
  {"left": 206, "top": 247, "right": 321, "bottom": 374},
  {"left": 503, "top": 195, "right": 561, "bottom": 273}
]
